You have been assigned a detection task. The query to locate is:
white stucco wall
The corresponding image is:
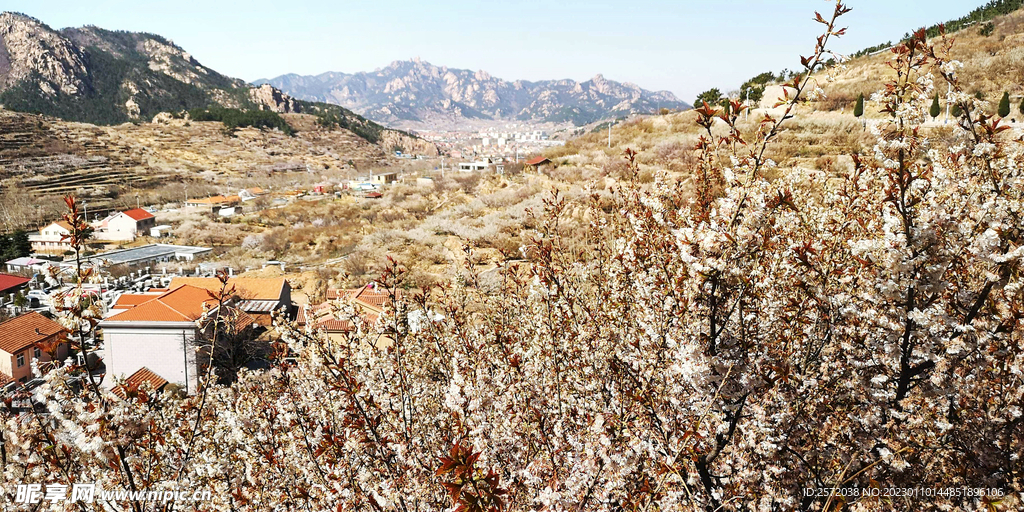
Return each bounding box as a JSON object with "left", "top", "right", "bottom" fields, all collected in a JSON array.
[{"left": 101, "top": 323, "right": 198, "bottom": 393}]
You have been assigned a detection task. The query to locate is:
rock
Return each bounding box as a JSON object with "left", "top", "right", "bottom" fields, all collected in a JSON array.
[
  {"left": 0, "top": 12, "right": 89, "bottom": 96},
  {"left": 249, "top": 84, "right": 301, "bottom": 114},
  {"left": 378, "top": 130, "right": 439, "bottom": 157}
]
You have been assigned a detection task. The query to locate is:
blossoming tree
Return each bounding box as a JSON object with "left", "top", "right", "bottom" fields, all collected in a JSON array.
[{"left": 3, "top": 2, "right": 1023, "bottom": 510}]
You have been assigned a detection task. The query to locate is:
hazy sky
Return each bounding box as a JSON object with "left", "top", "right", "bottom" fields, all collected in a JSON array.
[{"left": 6, "top": 0, "right": 979, "bottom": 103}]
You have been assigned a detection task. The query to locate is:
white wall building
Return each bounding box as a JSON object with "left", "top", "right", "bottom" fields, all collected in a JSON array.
[
  {"left": 100, "top": 285, "right": 254, "bottom": 394},
  {"left": 28, "top": 221, "right": 74, "bottom": 254}
]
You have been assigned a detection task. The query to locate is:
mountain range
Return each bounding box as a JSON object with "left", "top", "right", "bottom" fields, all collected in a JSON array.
[
  {"left": 255, "top": 58, "right": 690, "bottom": 129},
  {"left": 0, "top": 12, "right": 391, "bottom": 144}
]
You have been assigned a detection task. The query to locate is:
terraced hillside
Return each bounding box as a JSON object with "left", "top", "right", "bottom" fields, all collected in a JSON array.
[
  {"left": 0, "top": 110, "right": 161, "bottom": 195},
  {"left": 0, "top": 108, "right": 402, "bottom": 231}
]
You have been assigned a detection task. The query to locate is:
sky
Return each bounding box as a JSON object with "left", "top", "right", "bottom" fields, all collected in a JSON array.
[{"left": 5, "top": 0, "right": 981, "bottom": 104}]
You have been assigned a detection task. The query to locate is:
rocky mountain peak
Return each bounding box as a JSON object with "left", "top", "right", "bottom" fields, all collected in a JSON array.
[
  {"left": 256, "top": 59, "right": 690, "bottom": 130},
  {"left": 0, "top": 11, "right": 89, "bottom": 95}
]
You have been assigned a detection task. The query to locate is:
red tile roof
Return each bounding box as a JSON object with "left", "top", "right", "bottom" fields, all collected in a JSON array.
[
  {"left": 122, "top": 208, "right": 155, "bottom": 221},
  {"left": 525, "top": 156, "right": 551, "bottom": 166},
  {"left": 0, "top": 373, "right": 12, "bottom": 387},
  {"left": 111, "top": 367, "right": 168, "bottom": 399},
  {"left": 0, "top": 312, "right": 67, "bottom": 355},
  {"left": 0, "top": 273, "right": 30, "bottom": 294}
]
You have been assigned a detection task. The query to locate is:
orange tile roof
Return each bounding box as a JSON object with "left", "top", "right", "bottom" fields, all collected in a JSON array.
[
  {"left": 112, "top": 367, "right": 168, "bottom": 399},
  {"left": 41, "top": 220, "right": 73, "bottom": 233},
  {"left": 188, "top": 195, "right": 237, "bottom": 205},
  {"left": 104, "top": 285, "right": 219, "bottom": 323},
  {"left": 0, "top": 373, "right": 12, "bottom": 387},
  {"left": 325, "top": 284, "right": 400, "bottom": 311},
  {"left": 111, "top": 293, "right": 161, "bottom": 309},
  {"left": 168, "top": 277, "right": 286, "bottom": 302},
  {"left": 315, "top": 318, "right": 355, "bottom": 332},
  {"left": 122, "top": 208, "right": 155, "bottom": 221},
  {"left": 525, "top": 156, "right": 551, "bottom": 165},
  {"left": 350, "top": 285, "right": 398, "bottom": 310},
  {"left": 0, "top": 312, "right": 68, "bottom": 355}
]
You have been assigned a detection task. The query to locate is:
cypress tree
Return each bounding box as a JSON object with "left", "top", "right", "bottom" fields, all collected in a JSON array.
[
  {"left": 999, "top": 91, "right": 1010, "bottom": 117},
  {"left": 951, "top": 102, "right": 963, "bottom": 117},
  {"left": 1019, "top": 97, "right": 1024, "bottom": 116},
  {"left": 11, "top": 230, "right": 30, "bottom": 259},
  {"left": 930, "top": 93, "right": 941, "bottom": 119},
  {"left": 854, "top": 93, "right": 864, "bottom": 118}
]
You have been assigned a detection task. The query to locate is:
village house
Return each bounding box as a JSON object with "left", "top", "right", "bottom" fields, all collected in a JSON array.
[
  {"left": 28, "top": 221, "right": 76, "bottom": 254},
  {"left": 372, "top": 171, "right": 398, "bottom": 185},
  {"left": 185, "top": 195, "right": 241, "bottom": 213},
  {"left": 0, "top": 272, "right": 30, "bottom": 300},
  {"left": 100, "top": 284, "right": 257, "bottom": 394},
  {"left": 524, "top": 155, "right": 552, "bottom": 173},
  {"left": 0, "top": 312, "right": 69, "bottom": 386},
  {"left": 239, "top": 187, "right": 266, "bottom": 202},
  {"left": 93, "top": 208, "right": 157, "bottom": 242},
  {"left": 5, "top": 257, "right": 51, "bottom": 274},
  {"left": 299, "top": 283, "right": 400, "bottom": 345},
  {"left": 168, "top": 276, "right": 292, "bottom": 326}
]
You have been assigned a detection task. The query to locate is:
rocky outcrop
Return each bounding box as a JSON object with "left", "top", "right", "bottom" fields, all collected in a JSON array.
[
  {"left": 254, "top": 58, "right": 690, "bottom": 129},
  {"left": 0, "top": 12, "right": 89, "bottom": 95},
  {"left": 377, "top": 129, "right": 439, "bottom": 156},
  {"left": 249, "top": 83, "right": 301, "bottom": 113}
]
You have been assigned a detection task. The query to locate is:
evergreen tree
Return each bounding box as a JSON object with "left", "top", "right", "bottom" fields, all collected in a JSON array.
[
  {"left": 951, "top": 102, "right": 963, "bottom": 117},
  {"left": 694, "top": 88, "right": 724, "bottom": 109},
  {"left": 930, "top": 93, "right": 941, "bottom": 119},
  {"left": 1019, "top": 97, "right": 1024, "bottom": 116},
  {"left": 854, "top": 93, "right": 864, "bottom": 118},
  {"left": 999, "top": 91, "right": 1011, "bottom": 117},
  {"left": 11, "top": 230, "right": 30, "bottom": 259}
]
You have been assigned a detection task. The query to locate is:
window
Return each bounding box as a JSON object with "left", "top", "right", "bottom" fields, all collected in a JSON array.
[
  {"left": 16, "top": 353, "right": 25, "bottom": 367},
  {"left": 33, "top": 347, "right": 41, "bottom": 359}
]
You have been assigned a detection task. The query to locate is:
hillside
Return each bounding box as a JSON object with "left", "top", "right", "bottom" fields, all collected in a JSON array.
[
  {"left": 0, "top": 12, "right": 398, "bottom": 145},
  {"left": 255, "top": 58, "right": 689, "bottom": 130},
  {"left": 0, "top": 107, "right": 407, "bottom": 231},
  {"left": 817, "top": 2, "right": 1024, "bottom": 116}
]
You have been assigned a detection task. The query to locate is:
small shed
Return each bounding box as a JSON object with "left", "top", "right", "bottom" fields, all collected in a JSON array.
[{"left": 525, "top": 156, "right": 551, "bottom": 172}]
